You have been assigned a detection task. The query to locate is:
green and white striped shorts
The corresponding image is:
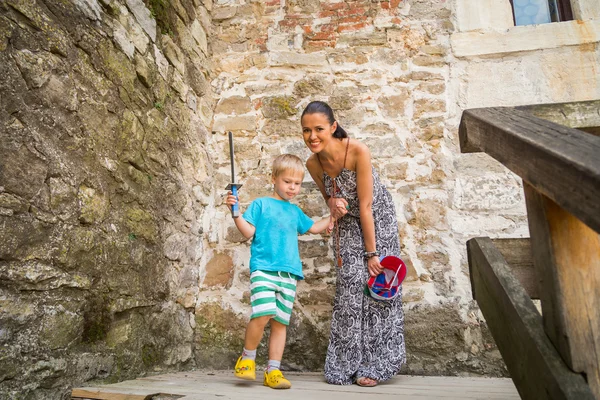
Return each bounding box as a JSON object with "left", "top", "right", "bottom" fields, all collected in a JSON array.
[{"left": 250, "top": 270, "right": 298, "bottom": 326}]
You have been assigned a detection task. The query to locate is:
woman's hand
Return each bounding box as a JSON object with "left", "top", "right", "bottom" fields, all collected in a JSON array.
[
  {"left": 328, "top": 197, "right": 348, "bottom": 220},
  {"left": 367, "top": 256, "right": 384, "bottom": 277}
]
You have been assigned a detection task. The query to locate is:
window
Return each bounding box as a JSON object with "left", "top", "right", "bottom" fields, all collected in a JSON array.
[{"left": 509, "top": 0, "right": 573, "bottom": 25}]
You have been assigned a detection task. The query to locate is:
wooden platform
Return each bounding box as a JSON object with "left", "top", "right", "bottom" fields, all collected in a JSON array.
[{"left": 72, "top": 371, "right": 520, "bottom": 400}]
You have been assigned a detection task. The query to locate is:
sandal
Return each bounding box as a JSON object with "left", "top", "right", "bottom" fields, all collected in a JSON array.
[{"left": 356, "top": 377, "right": 378, "bottom": 387}]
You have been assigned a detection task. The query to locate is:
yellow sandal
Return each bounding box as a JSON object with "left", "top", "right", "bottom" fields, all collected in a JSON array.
[
  {"left": 263, "top": 369, "right": 291, "bottom": 389},
  {"left": 234, "top": 356, "right": 256, "bottom": 380}
]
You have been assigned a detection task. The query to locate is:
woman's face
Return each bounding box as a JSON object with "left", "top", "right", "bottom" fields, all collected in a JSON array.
[{"left": 301, "top": 112, "right": 337, "bottom": 153}]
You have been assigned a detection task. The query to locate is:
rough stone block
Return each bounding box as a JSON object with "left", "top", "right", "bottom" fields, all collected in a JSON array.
[
  {"left": 0, "top": 145, "right": 48, "bottom": 200},
  {"left": 212, "top": 5, "right": 236, "bottom": 21},
  {"left": 215, "top": 96, "right": 252, "bottom": 115},
  {"left": 384, "top": 162, "right": 408, "bottom": 181},
  {"left": 299, "top": 239, "right": 329, "bottom": 258},
  {"left": 190, "top": 19, "right": 208, "bottom": 55},
  {"left": 134, "top": 52, "right": 154, "bottom": 87},
  {"left": 293, "top": 75, "right": 333, "bottom": 98},
  {"left": 297, "top": 287, "right": 334, "bottom": 305},
  {"left": 203, "top": 253, "right": 234, "bottom": 287},
  {"left": 452, "top": 175, "right": 524, "bottom": 211},
  {"left": 261, "top": 96, "right": 298, "bottom": 119},
  {"left": 125, "top": 0, "right": 156, "bottom": 41},
  {"left": 112, "top": 22, "right": 135, "bottom": 59},
  {"left": 270, "top": 51, "right": 327, "bottom": 67},
  {"left": 338, "top": 31, "right": 387, "bottom": 47},
  {"left": 225, "top": 225, "right": 247, "bottom": 243},
  {"left": 413, "top": 198, "right": 448, "bottom": 230},
  {"left": 414, "top": 98, "right": 446, "bottom": 118},
  {"left": 262, "top": 119, "right": 299, "bottom": 137},
  {"left": 162, "top": 35, "right": 186, "bottom": 74},
  {"left": 363, "top": 136, "right": 407, "bottom": 158},
  {"left": 194, "top": 303, "right": 245, "bottom": 369},
  {"left": 40, "top": 310, "right": 83, "bottom": 350},
  {"left": 78, "top": 186, "right": 109, "bottom": 225},
  {"left": 212, "top": 115, "right": 256, "bottom": 132},
  {"left": 125, "top": 206, "right": 158, "bottom": 242},
  {"left": 377, "top": 89, "right": 410, "bottom": 118}
]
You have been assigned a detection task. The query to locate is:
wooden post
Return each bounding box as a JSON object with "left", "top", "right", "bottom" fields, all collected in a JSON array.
[
  {"left": 467, "top": 237, "right": 595, "bottom": 400},
  {"left": 524, "top": 183, "right": 600, "bottom": 398}
]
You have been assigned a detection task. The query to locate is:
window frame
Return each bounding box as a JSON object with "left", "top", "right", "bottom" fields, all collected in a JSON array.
[
  {"left": 508, "top": 0, "right": 574, "bottom": 25},
  {"left": 555, "top": 0, "right": 574, "bottom": 21}
]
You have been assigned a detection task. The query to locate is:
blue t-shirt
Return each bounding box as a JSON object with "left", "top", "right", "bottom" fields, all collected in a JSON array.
[{"left": 243, "top": 197, "right": 314, "bottom": 279}]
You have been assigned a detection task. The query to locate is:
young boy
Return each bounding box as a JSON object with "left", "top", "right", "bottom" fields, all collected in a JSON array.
[{"left": 225, "top": 154, "right": 333, "bottom": 390}]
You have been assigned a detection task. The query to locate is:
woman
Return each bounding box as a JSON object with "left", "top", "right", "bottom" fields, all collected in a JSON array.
[{"left": 301, "top": 101, "right": 406, "bottom": 387}]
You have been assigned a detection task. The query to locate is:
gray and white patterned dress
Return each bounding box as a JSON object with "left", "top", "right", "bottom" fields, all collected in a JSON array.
[{"left": 321, "top": 163, "right": 406, "bottom": 385}]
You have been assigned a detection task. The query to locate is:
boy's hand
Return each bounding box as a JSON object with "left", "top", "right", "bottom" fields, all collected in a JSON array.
[
  {"left": 328, "top": 197, "right": 348, "bottom": 220},
  {"left": 225, "top": 191, "right": 239, "bottom": 211},
  {"left": 326, "top": 215, "right": 335, "bottom": 234}
]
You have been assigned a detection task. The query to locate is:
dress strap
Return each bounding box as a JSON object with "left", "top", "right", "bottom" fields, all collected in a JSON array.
[{"left": 343, "top": 138, "right": 349, "bottom": 169}]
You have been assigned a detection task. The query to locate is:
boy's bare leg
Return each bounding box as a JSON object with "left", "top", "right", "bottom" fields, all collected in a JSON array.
[
  {"left": 244, "top": 315, "right": 272, "bottom": 350},
  {"left": 263, "top": 320, "right": 291, "bottom": 388},
  {"left": 268, "top": 319, "right": 287, "bottom": 361}
]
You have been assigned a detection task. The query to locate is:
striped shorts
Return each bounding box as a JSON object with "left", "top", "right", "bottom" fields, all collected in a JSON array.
[{"left": 250, "top": 270, "right": 298, "bottom": 326}]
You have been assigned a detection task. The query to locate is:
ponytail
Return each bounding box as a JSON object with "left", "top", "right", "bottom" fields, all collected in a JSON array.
[
  {"left": 333, "top": 124, "right": 348, "bottom": 139},
  {"left": 301, "top": 101, "right": 348, "bottom": 139}
]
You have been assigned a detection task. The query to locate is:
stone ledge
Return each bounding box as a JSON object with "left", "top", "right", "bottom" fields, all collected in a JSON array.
[{"left": 451, "top": 18, "right": 600, "bottom": 58}]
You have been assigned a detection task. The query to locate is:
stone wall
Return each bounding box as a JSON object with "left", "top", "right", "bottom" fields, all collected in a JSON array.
[
  {"left": 1, "top": 0, "right": 599, "bottom": 398},
  {"left": 202, "top": 0, "right": 600, "bottom": 379},
  {"left": 0, "top": 0, "right": 215, "bottom": 398},
  {"left": 204, "top": 0, "right": 512, "bottom": 378}
]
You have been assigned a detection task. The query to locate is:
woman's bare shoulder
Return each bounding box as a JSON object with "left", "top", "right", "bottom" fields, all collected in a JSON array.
[{"left": 348, "top": 138, "right": 371, "bottom": 168}]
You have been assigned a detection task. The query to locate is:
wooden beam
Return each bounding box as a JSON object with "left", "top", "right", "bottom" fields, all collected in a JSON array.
[
  {"left": 491, "top": 238, "right": 538, "bottom": 299},
  {"left": 71, "top": 389, "right": 152, "bottom": 400},
  {"left": 516, "top": 100, "right": 600, "bottom": 130},
  {"left": 466, "top": 237, "right": 595, "bottom": 400},
  {"left": 524, "top": 183, "right": 600, "bottom": 398},
  {"left": 459, "top": 107, "right": 600, "bottom": 234}
]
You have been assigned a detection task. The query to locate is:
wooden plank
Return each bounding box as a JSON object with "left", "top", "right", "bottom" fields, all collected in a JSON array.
[
  {"left": 515, "top": 100, "right": 600, "bottom": 130},
  {"left": 71, "top": 388, "right": 153, "bottom": 400},
  {"left": 579, "top": 126, "right": 600, "bottom": 137},
  {"left": 71, "top": 372, "right": 522, "bottom": 400},
  {"left": 524, "top": 183, "right": 600, "bottom": 398},
  {"left": 466, "top": 237, "right": 595, "bottom": 400},
  {"left": 490, "top": 238, "right": 538, "bottom": 299},
  {"left": 459, "top": 107, "right": 600, "bottom": 234}
]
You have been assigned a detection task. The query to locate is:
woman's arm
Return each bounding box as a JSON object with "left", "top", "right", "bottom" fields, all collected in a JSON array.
[
  {"left": 306, "top": 155, "right": 347, "bottom": 219},
  {"left": 354, "top": 143, "right": 383, "bottom": 276}
]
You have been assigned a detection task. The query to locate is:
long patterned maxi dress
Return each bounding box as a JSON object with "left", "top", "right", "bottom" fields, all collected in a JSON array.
[{"left": 321, "top": 158, "right": 406, "bottom": 385}]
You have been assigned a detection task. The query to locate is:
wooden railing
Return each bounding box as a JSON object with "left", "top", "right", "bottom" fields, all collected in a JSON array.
[{"left": 459, "top": 100, "right": 600, "bottom": 400}]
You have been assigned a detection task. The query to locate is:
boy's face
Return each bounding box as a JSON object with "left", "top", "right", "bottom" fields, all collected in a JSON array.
[{"left": 272, "top": 170, "right": 304, "bottom": 201}]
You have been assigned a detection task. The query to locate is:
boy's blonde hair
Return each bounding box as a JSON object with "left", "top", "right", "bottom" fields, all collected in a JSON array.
[{"left": 272, "top": 154, "right": 305, "bottom": 178}]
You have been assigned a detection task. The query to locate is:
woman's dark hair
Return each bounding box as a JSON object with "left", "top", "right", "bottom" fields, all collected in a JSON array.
[{"left": 301, "top": 101, "right": 348, "bottom": 139}]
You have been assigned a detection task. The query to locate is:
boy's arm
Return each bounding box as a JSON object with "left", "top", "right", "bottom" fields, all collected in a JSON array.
[
  {"left": 233, "top": 215, "right": 256, "bottom": 239},
  {"left": 226, "top": 193, "right": 256, "bottom": 239},
  {"left": 307, "top": 216, "right": 334, "bottom": 234}
]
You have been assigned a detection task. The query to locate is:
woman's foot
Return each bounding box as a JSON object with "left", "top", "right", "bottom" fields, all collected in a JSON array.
[{"left": 356, "top": 376, "right": 377, "bottom": 387}]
